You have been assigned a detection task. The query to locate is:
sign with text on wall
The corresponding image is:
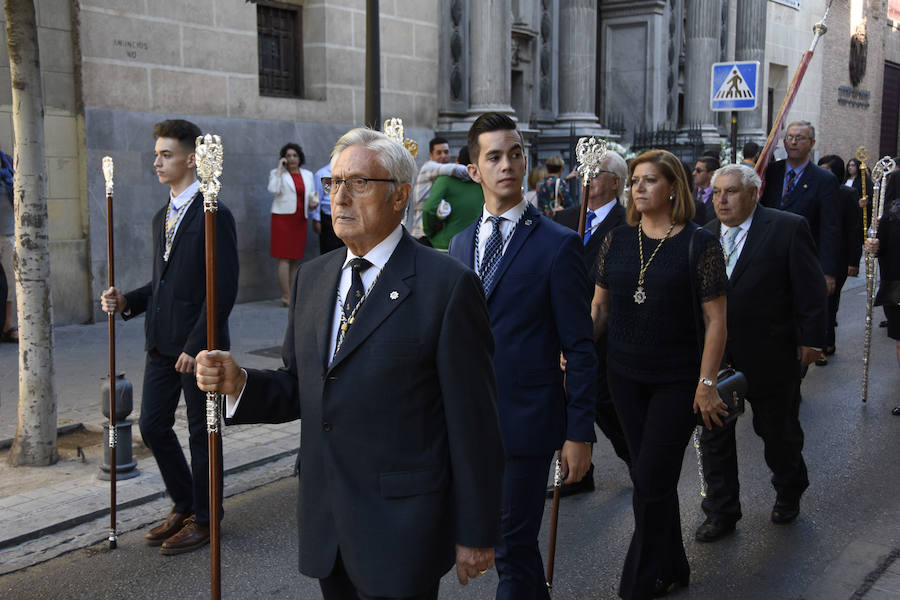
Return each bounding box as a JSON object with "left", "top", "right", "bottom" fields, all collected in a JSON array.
[{"left": 710, "top": 61, "right": 760, "bottom": 112}]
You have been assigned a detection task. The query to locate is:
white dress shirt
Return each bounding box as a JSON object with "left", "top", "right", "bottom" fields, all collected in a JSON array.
[
  {"left": 475, "top": 199, "right": 527, "bottom": 273},
  {"left": 166, "top": 180, "right": 200, "bottom": 241},
  {"left": 586, "top": 200, "right": 617, "bottom": 238},
  {"left": 225, "top": 224, "right": 405, "bottom": 418}
]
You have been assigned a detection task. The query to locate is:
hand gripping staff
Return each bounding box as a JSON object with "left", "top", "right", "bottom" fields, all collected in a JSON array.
[
  {"left": 545, "top": 137, "right": 608, "bottom": 595},
  {"left": 861, "top": 156, "right": 897, "bottom": 403},
  {"left": 102, "top": 156, "right": 118, "bottom": 550},
  {"left": 196, "top": 133, "right": 224, "bottom": 599}
]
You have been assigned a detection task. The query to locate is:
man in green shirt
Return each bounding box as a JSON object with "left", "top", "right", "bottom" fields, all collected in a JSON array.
[{"left": 423, "top": 146, "right": 484, "bottom": 250}]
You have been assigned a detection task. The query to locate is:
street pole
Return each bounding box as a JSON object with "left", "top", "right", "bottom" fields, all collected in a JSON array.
[
  {"left": 731, "top": 111, "right": 738, "bottom": 164},
  {"left": 365, "top": 0, "right": 381, "bottom": 128}
]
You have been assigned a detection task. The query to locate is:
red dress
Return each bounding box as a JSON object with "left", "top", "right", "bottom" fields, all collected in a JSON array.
[{"left": 270, "top": 172, "right": 308, "bottom": 259}]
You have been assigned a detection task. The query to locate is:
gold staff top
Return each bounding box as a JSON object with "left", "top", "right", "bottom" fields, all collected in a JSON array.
[
  {"left": 382, "top": 117, "right": 418, "bottom": 158},
  {"left": 575, "top": 137, "right": 608, "bottom": 187},
  {"left": 102, "top": 156, "right": 114, "bottom": 196},
  {"left": 195, "top": 134, "right": 223, "bottom": 212}
]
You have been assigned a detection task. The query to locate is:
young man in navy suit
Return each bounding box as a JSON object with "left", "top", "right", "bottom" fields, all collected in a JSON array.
[
  {"left": 449, "top": 113, "right": 597, "bottom": 600},
  {"left": 101, "top": 119, "right": 239, "bottom": 555}
]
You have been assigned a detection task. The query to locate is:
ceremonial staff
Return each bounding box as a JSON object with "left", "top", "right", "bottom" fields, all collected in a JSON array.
[
  {"left": 857, "top": 147, "right": 870, "bottom": 241},
  {"left": 102, "top": 156, "right": 118, "bottom": 550},
  {"left": 196, "top": 133, "right": 224, "bottom": 599},
  {"left": 861, "top": 156, "right": 896, "bottom": 403},
  {"left": 545, "top": 136, "right": 607, "bottom": 595}
]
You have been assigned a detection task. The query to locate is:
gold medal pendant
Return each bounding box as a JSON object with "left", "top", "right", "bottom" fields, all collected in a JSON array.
[{"left": 633, "top": 286, "right": 646, "bottom": 304}]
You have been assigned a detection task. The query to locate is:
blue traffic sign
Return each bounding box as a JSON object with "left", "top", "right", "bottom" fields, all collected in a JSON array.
[{"left": 710, "top": 61, "right": 759, "bottom": 111}]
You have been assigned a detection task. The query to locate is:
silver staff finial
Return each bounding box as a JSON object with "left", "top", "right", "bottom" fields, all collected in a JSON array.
[
  {"left": 102, "top": 156, "right": 114, "bottom": 196},
  {"left": 575, "top": 137, "right": 609, "bottom": 186},
  {"left": 195, "top": 134, "right": 223, "bottom": 212},
  {"left": 383, "top": 118, "right": 404, "bottom": 145},
  {"left": 873, "top": 156, "right": 896, "bottom": 182}
]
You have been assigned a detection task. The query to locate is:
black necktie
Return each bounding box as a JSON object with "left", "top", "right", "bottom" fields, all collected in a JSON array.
[{"left": 336, "top": 257, "right": 372, "bottom": 348}]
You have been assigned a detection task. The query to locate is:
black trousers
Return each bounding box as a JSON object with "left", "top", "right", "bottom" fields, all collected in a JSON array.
[
  {"left": 319, "top": 552, "right": 439, "bottom": 600},
  {"left": 139, "top": 350, "right": 223, "bottom": 525},
  {"left": 595, "top": 347, "right": 631, "bottom": 467},
  {"left": 318, "top": 212, "right": 345, "bottom": 255},
  {"left": 699, "top": 375, "right": 808, "bottom": 522},
  {"left": 825, "top": 272, "right": 848, "bottom": 349},
  {"left": 608, "top": 372, "right": 695, "bottom": 600}
]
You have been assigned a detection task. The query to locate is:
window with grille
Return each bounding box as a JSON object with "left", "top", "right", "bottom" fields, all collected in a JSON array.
[{"left": 257, "top": 3, "right": 303, "bottom": 98}]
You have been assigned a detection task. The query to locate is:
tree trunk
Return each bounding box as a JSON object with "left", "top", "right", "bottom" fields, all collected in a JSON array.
[{"left": 5, "top": 0, "right": 57, "bottom": 466}]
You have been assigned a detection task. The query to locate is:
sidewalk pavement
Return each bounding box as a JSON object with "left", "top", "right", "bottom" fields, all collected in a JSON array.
[
  {"left": 0, "top": 292, "right": 899, "bottom": 598},
  {"left": 0, "top": 299, "right": 299, "bottom": 575}
]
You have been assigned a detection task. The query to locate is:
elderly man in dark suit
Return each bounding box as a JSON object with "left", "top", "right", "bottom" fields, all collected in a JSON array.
[
  {"left": 101, "top": 119, "right": 239, "bottom": 555},
  {"left": 449, "top": 112, "right": 596, "bottom": 600},
  {"left": 759, "top": 120, "right": 840, "bottom": 296},
  {"left": 552, "top": 150, "right": 631, "bottom": 496},
  {"left": 695, "top": 164, "right": 826, "bottom": 543},
  {"left": 196, "top": 127, "right": 505, "bottom": 600}
]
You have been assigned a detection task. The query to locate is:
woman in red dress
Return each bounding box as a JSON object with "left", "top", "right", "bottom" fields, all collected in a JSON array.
[{"left": 268, "top": 143, "right": 317, "bottom": 305}]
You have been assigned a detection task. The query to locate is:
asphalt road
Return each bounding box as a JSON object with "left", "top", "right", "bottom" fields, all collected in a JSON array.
[{"left": 2, "top": 280, "right": 899, "bottom": 600}]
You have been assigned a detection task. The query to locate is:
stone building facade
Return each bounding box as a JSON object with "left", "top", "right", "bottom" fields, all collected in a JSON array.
[{"left": 0, "top": 0, "right": 898, "bottom": 325}]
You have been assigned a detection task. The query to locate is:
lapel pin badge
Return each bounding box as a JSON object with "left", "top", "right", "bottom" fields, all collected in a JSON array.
[
  {"left": 389, "top": 291, "right": 399, "bottom": 300},
  {"left": 524, "top": 219, "right": 532, "bottom": 226}
]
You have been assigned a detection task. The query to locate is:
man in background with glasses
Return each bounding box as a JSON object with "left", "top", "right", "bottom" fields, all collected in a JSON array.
[{"left": 196, "top": 127, "right": 505, "bottom": 600}]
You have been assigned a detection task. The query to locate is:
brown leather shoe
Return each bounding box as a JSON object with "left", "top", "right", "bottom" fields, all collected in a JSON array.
[
  {"left": 160, "top": 516, "right": 210, "bottom": 555},
  {"left": 145, "top": 510, "right": 188, "bottom": 546}
]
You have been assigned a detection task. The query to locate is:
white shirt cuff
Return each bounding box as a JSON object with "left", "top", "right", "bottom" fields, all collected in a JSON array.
[{"left": 224, "top": 368, "right": 248, "bottom": 419}]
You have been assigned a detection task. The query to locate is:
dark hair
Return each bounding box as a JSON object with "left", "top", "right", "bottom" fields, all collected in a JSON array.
[
  {"left": 467, "top": 112, "right": 519, "bottom": 162},
  {"left": 428, "top": 137, "right": 449, "bottom": 153},
  {"left": 279, "top": 142, "right": 305, "bottom": 166},
  {"left": 626, "top": 149, "right": 695, "bottom": 226},
  {"left": 457, "top": 145, "right": 471, "bottom": 165},
  {"left": 152, "top": 119, "right": 202, "bottom": 151},
  {"left": 701, "top": 150, "right": 720, "bottom": 159},
  {"left": 697, "top": 156, "right": 720, "bottom": 173},
  {"left": 817, "top": 154, "right": 845, "bottom": 183},
  {"left": 742, "top": 141, "right": 761, "bottom": 159},
  {"left": 545, "top": 155, "right": 564, "bottom": 174}
]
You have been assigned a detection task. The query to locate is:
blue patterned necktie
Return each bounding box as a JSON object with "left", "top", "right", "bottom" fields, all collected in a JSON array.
[
  {"left": 723, "top": 226, "right": 741, "bottom": 278},
  {"left": 480, "top": 216, "right": 504, "bottom": 294},
  {"left": 782, "top": 169, "right": 798, "bottom": 206},
  {"left": 583, "top": 211, "right": 596, "bottom": 245},
  {"left": 336, "top": 257, "right": 372, "bottom": 348}
]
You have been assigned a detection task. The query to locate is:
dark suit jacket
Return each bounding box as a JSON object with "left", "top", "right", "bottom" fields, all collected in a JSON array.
[
  {"left": 760, "top": 159, "right": 840, "bottom": 277},
  {"left": 449, "top": 203, "right": 597, "bottom": 457},
  {"left": 837, "top": 184, "right": 862, "bottom": 271},
  {"left": 124, "top": 193, "right": 239, "bottom": 356},
  {"left": 706, "top": 205, "right": 826, "bottom": 389},
  {"left": 554, "top": 201, "right": 626, "bottom": 276},
  {"left": 229, "top": 233, "right": 504, "bottom": 597}
]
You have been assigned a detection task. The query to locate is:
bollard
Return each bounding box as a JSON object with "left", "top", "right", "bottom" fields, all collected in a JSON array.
[{"left": 98, "top": 372, "right": 140, "bottom": 480}]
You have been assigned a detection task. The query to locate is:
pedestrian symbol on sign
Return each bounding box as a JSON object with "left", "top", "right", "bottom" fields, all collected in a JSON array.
[{"left": 715, "top": 67, "right": 754, "bottom": 100}]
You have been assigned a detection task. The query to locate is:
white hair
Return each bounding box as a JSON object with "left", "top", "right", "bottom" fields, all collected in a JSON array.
[
  {"left": 602, "top": 150, "right": 628, "bottom": 199},
  {"left": 711, "top": 163, "right": 761, "bottom": 191},
  {"left": 330, "top": 127, "right": 418, "bottom": 188}
]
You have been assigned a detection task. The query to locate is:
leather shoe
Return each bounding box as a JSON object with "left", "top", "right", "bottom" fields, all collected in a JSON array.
[
  {"left": 892, "top": 405, "right": 900, "bottom": 416},
  {"left": 145, "top": 510, "right": 188, "bottom": 546},
  {"left": 771, "top": 501, "right": 800, "bottom": 524},
  {"left": 652, "top": 574, "right": 689, "bottom": 597},
  {"left": 694, "top": 517, "right": 736, "bottom": 543},
  {"left": 545, "top": 463, "right": 595, "bottom": 498},
  {"left": 160, "top": 516, "right": 210, "bottom": 555},
  {"left": 815, "top": 356, "right": 828, "bottom": 366}
]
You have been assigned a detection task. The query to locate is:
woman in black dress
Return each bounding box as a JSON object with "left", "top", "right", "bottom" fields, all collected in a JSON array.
[{"left": 591, "top": 149, "right": 728, "bottom": 599}]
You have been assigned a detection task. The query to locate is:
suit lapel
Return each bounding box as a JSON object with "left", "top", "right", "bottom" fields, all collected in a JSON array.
[
  {"left": 729, "top": 205, "right": 769, "bottom": 284},
  {"left": 327, "top": 234, "right": 416, "bottom": 373},
  {"left": 452, "top": 222, "right": 477, "bottom": 269},
  {"left": 313, "top": 250, "right": 347, "bottom": 370},
  {"left": 485, "top": 204, "right": 540, "bottom": 301}
]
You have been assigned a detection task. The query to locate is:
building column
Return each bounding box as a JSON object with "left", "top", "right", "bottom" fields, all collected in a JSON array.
[
  {"left": 468, "top": 0, "right": 514, "bottom": 116},
  {"left": 735, "top": 0, "right": 767, "bottom": 140},
  {"left": 555, "top": 0, "right": 603, "bottom": 133},
  {"left": 683, "top": 0, "right": 722, "bottom": 142}
]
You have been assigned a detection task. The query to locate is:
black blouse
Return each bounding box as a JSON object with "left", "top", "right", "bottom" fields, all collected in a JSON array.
[{"left": 594, "top": 223, "right": 727, "bottom": 383}]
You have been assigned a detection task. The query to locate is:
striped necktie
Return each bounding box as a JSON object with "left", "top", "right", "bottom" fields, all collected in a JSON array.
[{"left": 480, "top": 216, "right": 504, "bottom": 294}]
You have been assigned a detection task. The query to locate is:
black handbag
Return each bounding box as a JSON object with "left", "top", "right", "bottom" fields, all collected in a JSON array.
[{"left": 688, "top": 226, "right": 747, "bottom": 427}]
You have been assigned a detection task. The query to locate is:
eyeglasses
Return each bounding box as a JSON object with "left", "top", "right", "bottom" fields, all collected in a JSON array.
[
  {"left": 321, "top": 176, "right": 397, "bottom": 195},
  {"left": 784, "top": 135, "right": 810, "bottom": 143},
  {"left": 692, "top": 167, "right": 707, "bottom": 173},
  {"left": 588, "top": 170, "right": 617, "bottom": 182}
]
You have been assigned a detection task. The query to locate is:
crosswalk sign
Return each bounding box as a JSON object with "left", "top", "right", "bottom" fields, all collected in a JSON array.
[{"left": 710, "top": 61, "right": 759, "bottom": 111}]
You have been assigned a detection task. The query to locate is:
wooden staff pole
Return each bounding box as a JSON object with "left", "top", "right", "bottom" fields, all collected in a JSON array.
[
  {"left": 102, "top": 156, "right": 117, "bottom": 550},
  {"left": 196, "top": 134, "right": 224, "bottom": 600},
  {"left": 545, "top": 453, "right": 562, "bottom": 594}
]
